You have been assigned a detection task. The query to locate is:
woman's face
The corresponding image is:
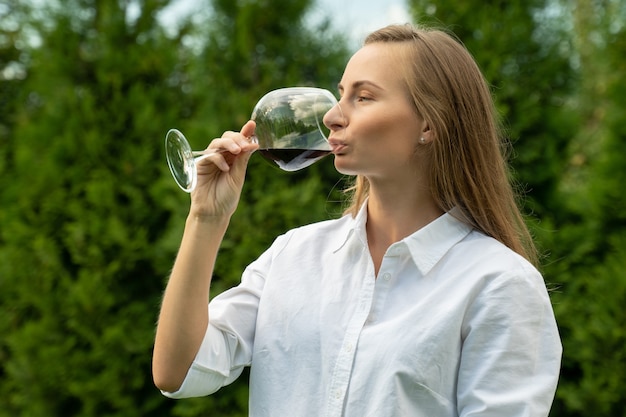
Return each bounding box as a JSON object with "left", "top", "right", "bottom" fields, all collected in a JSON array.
[{"left": 324, "top": 42, "right": 427, "bottom": 179}]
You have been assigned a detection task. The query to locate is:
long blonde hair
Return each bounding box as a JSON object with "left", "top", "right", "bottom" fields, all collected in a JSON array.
[{"left": 343, "top": 24, "right": 539, "bottom": 266}]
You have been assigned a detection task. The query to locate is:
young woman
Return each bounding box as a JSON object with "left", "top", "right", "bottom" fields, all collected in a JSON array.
[{"left": 153, "top": 24, "right": 561, "bottom": 416}]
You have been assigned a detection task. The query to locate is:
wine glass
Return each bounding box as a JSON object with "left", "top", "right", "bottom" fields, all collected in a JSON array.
[{"left": 165, "top": 87, "right": 341, "bottom": 192}]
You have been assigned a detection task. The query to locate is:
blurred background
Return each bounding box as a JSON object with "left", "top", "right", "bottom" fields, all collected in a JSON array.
[{"left": 1, "top": 0, "right": 624, "bottom": 415}]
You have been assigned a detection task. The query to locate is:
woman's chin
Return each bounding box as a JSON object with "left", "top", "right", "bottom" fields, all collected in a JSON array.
[{"left": 333, "top": 158, "right": 360, "bottom": 176}]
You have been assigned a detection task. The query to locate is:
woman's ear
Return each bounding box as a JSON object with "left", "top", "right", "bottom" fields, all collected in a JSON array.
[{"left": 420, "top": 122, "right": 433, "bottom": 143}]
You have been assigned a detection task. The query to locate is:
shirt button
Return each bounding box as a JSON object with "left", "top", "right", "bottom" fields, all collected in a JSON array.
[
  {"left": 382, "top": 273, "right": 391, "bottom": 281},
  {"left": 334, "top": 389, "right": 342, "bottom": 399},
  {"left": 345, "top": 342, "right": 353, "bottom": 352}
]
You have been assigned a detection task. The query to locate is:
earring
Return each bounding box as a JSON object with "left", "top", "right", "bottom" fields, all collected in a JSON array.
[{"left": 419, "top": 137, "right": 426, "bottom": 144}]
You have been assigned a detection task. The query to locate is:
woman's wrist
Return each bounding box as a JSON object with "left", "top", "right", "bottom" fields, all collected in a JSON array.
[{"left": 186, "top": 210, "right": 231, "bottom": 228}]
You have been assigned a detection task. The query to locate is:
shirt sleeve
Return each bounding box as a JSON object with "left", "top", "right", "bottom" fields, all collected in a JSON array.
[
  {"left": 457, "top": 267, "right": 562, "bottom": 416},
  {"left": 161, "top": 323, "right": 247, "bottom": 399},
  {"left": 162, "top": 234, "right": 285, "bottom": 399}
]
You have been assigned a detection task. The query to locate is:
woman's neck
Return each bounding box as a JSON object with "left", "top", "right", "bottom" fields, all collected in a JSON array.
[{"left": 365, "top": 182, "right": 444, "bottom": 275}]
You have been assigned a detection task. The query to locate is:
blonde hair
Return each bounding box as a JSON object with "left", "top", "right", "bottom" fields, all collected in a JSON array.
[{"left": 344, "top": 24, "right": 539, "bottom": 266}]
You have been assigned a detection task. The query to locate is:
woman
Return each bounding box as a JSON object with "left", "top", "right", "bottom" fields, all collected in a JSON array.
[{"left": 153, "top": 24, "right": 561, "bottom": 416}]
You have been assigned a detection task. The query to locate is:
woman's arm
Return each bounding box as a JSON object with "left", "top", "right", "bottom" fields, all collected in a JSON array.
[
  {"left": 152, "top": 215, "right": 229, "bottom": 392},
  {"left": 457, "top": 269, "right": 562, "bottom": 416},
  {"left": 152, "top": 121, "right": 258, "bottom": 392}
]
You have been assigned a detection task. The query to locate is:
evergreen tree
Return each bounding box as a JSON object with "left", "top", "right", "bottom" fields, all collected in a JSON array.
[
  {"left": 0, "top": 0, "right": 28, "bottom": 185},
  {"left": 0, "top": 0, "right": 198, "bottom": 415},
  {"left": 544, "top": 0, "right": 626, "bottom": 415},
  {"left": 0, "top": 0, "right": 349, "bottom": 415}
]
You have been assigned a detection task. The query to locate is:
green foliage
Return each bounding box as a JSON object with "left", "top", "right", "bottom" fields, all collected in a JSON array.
[
  {"left": 543, "top": 2, "right": 626, "bottom": 415},
  {"left": 550, "top": 234, "right": 626, "bottom": 416},
  {"left": 0, "top": 0, "right": 188, "bottom": 414},
  {"left": 0, "top": 0, "right": 348, "bottom": 415}
]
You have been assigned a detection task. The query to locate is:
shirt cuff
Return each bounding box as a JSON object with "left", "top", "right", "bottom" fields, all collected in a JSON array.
[
  {"left": 160, "top": 324, "right": 243, "bottom": 399},
  {"left": 161, "top": 361, "right": 229, "bottom": 399}
]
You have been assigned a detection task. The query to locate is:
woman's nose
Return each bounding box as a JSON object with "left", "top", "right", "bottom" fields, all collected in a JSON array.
[{"left": 323, "top": 102, "right": 346, "bottom": 132}]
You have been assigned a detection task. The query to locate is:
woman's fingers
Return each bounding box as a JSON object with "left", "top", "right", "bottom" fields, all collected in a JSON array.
[
  {"left": 198, "top": 122, "right": 257, "bottom": 172},
  {"left": 240, "top": 120, "right": 256, "bottom": 139}
]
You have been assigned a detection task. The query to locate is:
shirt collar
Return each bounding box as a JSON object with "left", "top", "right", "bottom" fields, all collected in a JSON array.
[
  {"left": 403, "top": 207, "right": 473, "bottom": 276},
  {"left": 330, "top": 200, "right": 369, "bottom": 253},
  {"left": 332, "top": 202, "right": 472, "bottom": 276}
]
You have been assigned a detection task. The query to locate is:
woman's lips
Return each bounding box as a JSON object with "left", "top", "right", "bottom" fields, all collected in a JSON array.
[{"left": 328, "top": 138, "right": 346, "bottom": 154}]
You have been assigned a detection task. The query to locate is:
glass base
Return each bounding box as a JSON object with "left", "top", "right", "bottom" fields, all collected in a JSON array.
[{"left": 165, "top": 129, "right": 196, "bottom": 192}]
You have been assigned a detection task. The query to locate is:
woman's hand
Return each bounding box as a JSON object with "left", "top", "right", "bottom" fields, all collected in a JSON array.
[{"left": 189, "top": 120, "right": 258, "bottom": 220}]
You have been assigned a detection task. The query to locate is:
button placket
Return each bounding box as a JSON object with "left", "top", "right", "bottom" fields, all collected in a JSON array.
[
  {"left": 324, "top": 261, "right": 376, "bottom": 417},
  {"left": 367, "top": 252, "right": 398, "bottom": 324}
]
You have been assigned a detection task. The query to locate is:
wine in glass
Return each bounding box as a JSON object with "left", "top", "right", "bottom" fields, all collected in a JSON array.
[{"left": 165, "top": 87, "right": 340, "bottom": 192}]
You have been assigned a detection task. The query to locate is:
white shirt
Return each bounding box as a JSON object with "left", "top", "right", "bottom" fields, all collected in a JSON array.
[{"left": 163, "top": 204, "right": 562, "bottom": 417}]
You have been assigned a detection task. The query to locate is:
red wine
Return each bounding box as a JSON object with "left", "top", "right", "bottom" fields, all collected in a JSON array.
[{"left": 258, "top": 148, "right": 331, "bottom": 171}]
